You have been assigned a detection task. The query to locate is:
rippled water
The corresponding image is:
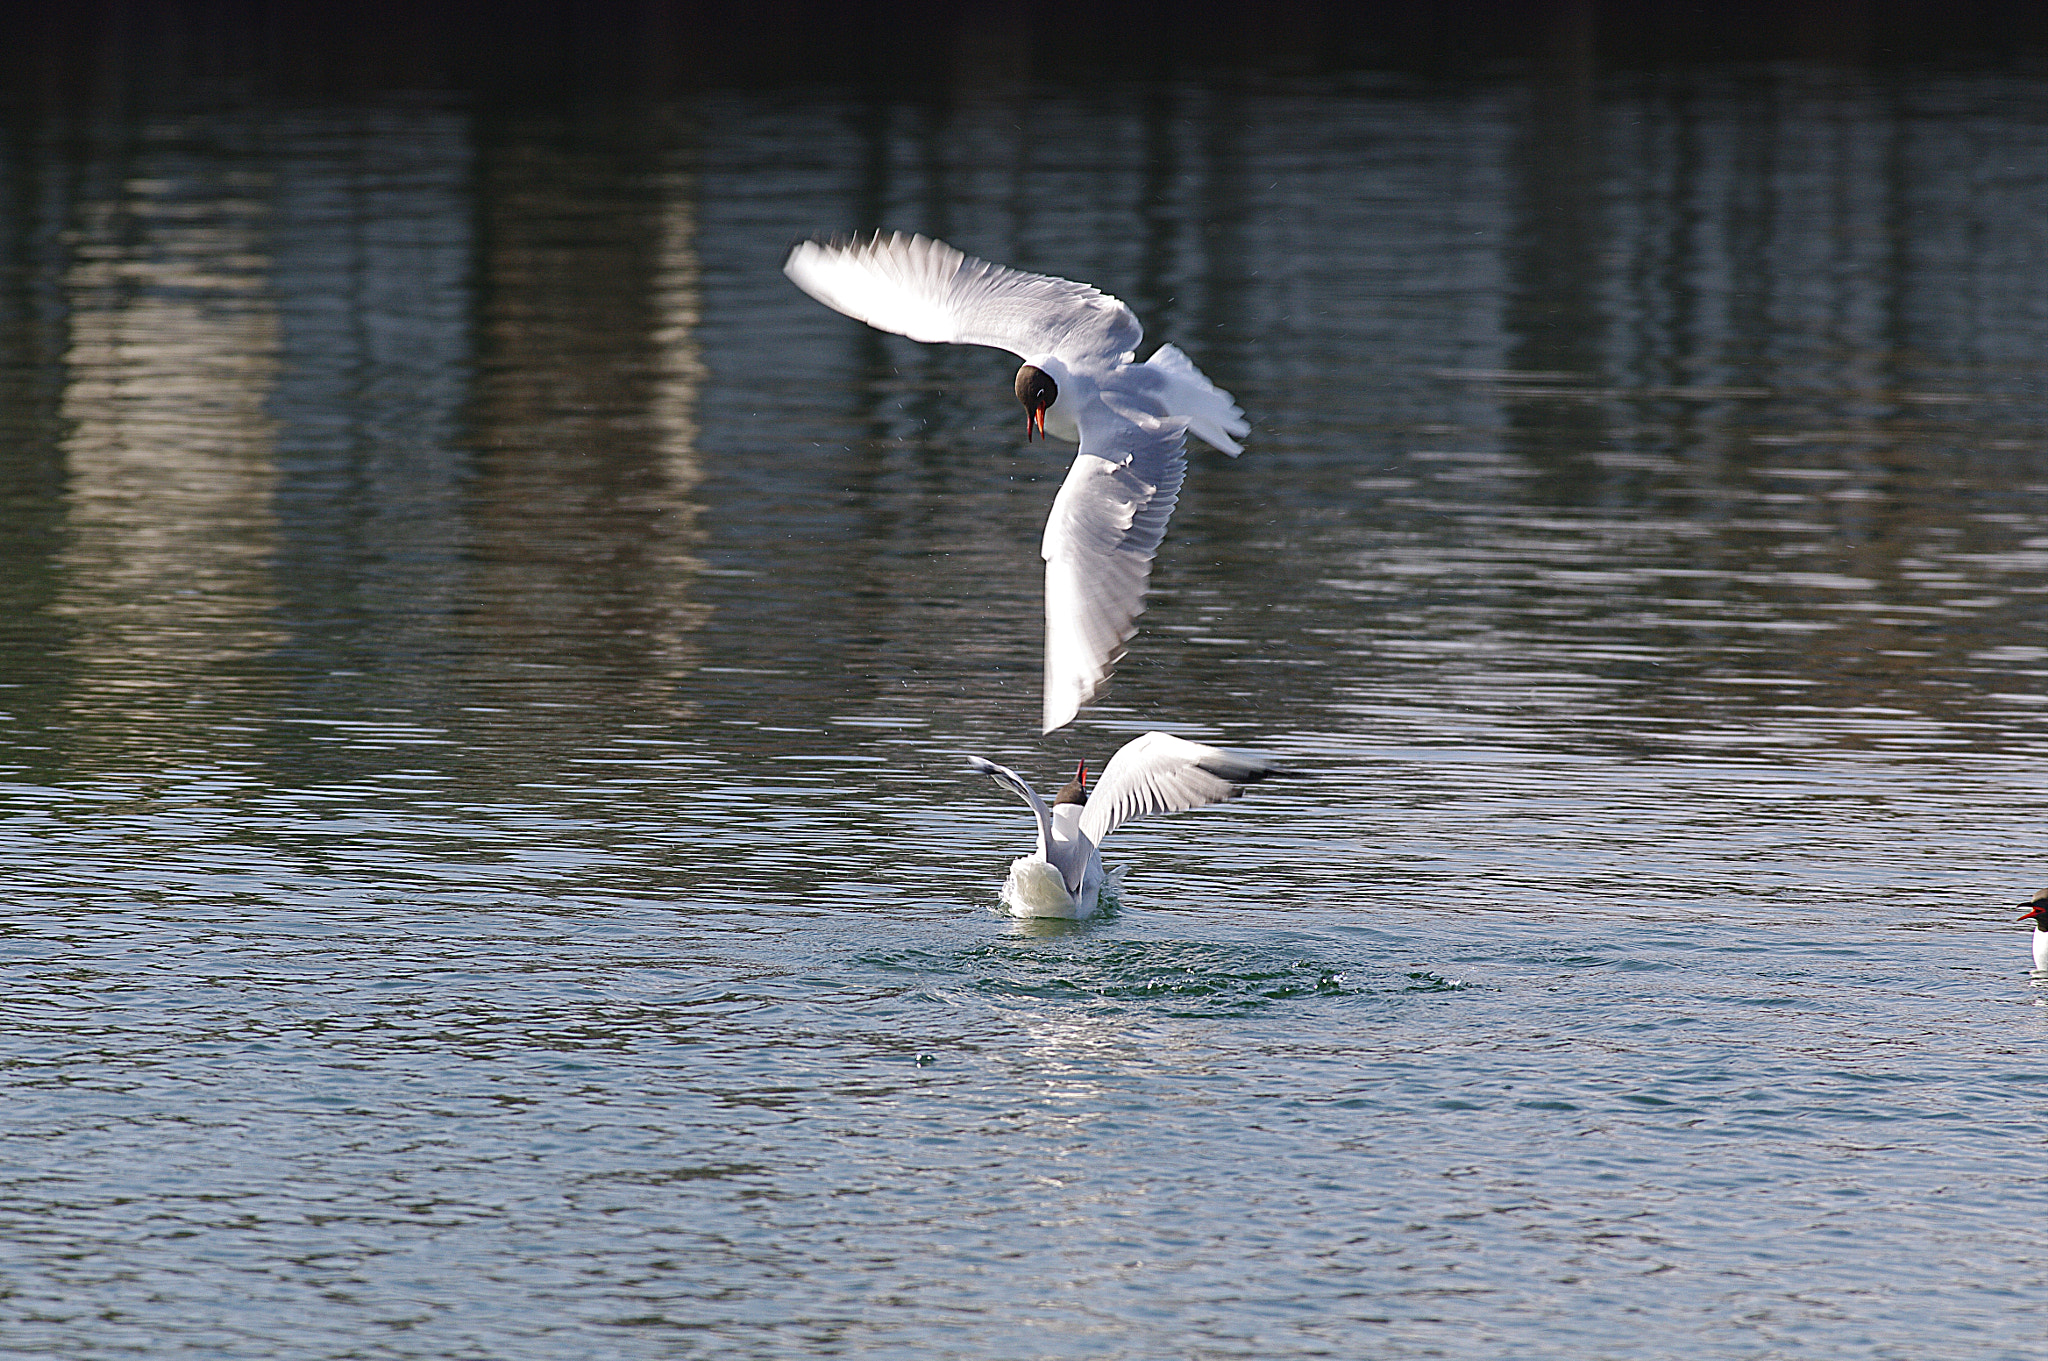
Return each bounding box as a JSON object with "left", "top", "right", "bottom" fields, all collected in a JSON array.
[{"left": 4, "top": 66, "right": 2048, "bottom": 1359}]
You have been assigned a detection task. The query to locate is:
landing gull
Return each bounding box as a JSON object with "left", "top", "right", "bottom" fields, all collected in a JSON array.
[{"left": 785, "top": 232, "right": 1249, "bottom": 732}]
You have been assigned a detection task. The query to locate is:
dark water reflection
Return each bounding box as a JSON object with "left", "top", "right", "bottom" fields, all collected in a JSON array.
[
  {"left": 3, "top": 67, "right": 2048, "bottom": 1360},
  {"left": 3, "top": 75, "right": 2044, "bottom": 783}
]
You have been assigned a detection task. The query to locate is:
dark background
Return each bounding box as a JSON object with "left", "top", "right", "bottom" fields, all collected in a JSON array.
[{"left": 7, "top": 0, "right": 2048, "bottom": 109}]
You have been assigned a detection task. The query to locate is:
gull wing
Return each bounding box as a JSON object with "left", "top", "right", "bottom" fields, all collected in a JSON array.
[
  {"left": 1040, "top": 397, "right": 1189, "bottom": 733},
  {"left": 784, "top": 232, "right": 1143, "bottom": 364},
  {"left": 964, "top": 754, "right": 1055, "bottom": 860},
  {"left": 1078, "top": 732, "right": 1278, "bottom": 847}
]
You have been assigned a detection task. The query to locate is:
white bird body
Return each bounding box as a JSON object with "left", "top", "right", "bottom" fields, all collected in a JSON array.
[
  {"left": 966, "top": 731, "right": 1278, "bottom": 919},
  {"left": 1000, "top": 816, "right": 1106, "bottom": 919},
  {"left": 785, "top": 233, "right": 1249, "bottom": 732}
]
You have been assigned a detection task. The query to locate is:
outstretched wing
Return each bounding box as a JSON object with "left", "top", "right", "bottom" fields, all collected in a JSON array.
[
  {"left": 1040, "top": 397, "right": 1189, "bottom": 733},
  {"left": 964, "top": 754, "right": 1055, "bottom": 859},
  {"left": 784, "top": 232, "right": 1143, "bottom": 364},
  {"left": 1079, "top": 731, "right": 1278, "bottom": 846}
]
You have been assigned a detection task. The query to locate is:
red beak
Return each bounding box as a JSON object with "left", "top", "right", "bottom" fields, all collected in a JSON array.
[
  {"left": 1075, "top": 759, "right": 1087, "bottom": 790},
  {"left": 1027, "top": 404, "right": 1045, "bottom": 442}
]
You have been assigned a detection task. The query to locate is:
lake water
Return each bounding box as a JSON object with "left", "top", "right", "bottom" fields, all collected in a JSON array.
[{"left": 4, "top": 62, "right": 2048, "bottom": 1360}]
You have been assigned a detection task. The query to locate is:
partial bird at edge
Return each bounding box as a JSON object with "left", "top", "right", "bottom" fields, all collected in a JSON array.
[{"left": 2018, "top": 886, "right": 2048, "bottom": 973}]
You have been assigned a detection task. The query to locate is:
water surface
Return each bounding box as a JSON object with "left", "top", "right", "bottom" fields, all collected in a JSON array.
[{"left": 3, "top": 67, "right": 2048, "bottom": 1359}]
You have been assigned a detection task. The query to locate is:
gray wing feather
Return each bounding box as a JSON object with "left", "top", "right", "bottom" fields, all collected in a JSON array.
[
  {"left": 965, "top": 754, "right": 1043, "bottom": 810},
  {"left": 784, "top": 233, "right": 1143, "bottom": 363},
  {"left": 965, "top": 754, "right": 1056, "bottom": 858}
]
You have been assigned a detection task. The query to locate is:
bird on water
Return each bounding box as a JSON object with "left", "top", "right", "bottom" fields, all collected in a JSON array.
[
  {"left": 2018, "top": 887, "right": 2048, "bottom": 973},
  {"left": 784, "top": 232, "right": 1249, "bottom": 733},
  {"left": 964, "top": 731, "right": 1278, "bottom": 920}
]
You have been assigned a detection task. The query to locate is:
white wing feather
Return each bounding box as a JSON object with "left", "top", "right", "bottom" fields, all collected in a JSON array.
[
  {"left": 1079, "top": 732, "right": 1277, "bottom": 846},
  {"left": 783, "top": 232, "right": 1143, "bottom": 363},
  {"left": 1040, "top": 400, "right": 1188, "bottom": 733}
]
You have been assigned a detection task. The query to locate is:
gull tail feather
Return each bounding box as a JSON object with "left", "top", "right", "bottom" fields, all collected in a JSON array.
[{"left": 1145, "top": 343, "right": 1248, "bottom": 455}]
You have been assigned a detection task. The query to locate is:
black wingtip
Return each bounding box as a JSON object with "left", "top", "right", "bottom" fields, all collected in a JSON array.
[{"left": 1192, "top": 751, "right": 1298, "bottom": 786}]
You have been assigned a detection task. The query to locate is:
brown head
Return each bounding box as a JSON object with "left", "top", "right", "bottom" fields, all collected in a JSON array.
[
  {"left": 2020, "top": 886, "right": 2048, "bottom": 925},
  {"left": 1015, "top": 364, "right": 1057, "bottom": 442},
  {"left": 1054, "top": 758, "right": 1088, "bottom": 806}
]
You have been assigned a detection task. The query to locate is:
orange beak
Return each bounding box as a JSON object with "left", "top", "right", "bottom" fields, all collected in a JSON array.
[{"left": 1026, "top": 403, "right": 1046, "bottom": 442}]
